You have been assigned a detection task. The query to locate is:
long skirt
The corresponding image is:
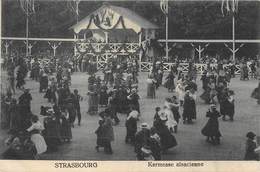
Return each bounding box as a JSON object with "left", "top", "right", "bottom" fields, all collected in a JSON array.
[
  {"left": 147, "top": 83, "right": 155, "bottom": 98},
  {"left": 61, "top": 118, "right": 72, "bottom": 140},
  {"left": 88, "top": 95, "right": 99, "bottom": 113},
  {"left": 99, "top": 92, "right": 108, "bottom": 106},
  {"left": 201, "top": 120, "right": 221, "bottom": 137},
  {"left": 31, "top": 134, "right": 47, "bottom": 154}
]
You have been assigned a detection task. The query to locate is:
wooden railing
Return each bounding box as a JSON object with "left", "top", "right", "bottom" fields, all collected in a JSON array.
[{"left": 140, "top": 62, "right": 244, "bottom": 75}]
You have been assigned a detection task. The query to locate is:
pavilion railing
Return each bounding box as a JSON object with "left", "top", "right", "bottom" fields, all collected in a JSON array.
[{"left": 140, "top": 62, "right": 244, "bottom": 75}]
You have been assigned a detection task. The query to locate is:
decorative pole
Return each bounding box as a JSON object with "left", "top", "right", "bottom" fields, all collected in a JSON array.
[
  {"left": 221, "top": 0, "right": 238, "bottom": 62},
  {"left": 26, "top": 1, "right": 29, "bottom": 57},
  {"left": 232, "top": 0, "right": 235, "bottom": 62},
  {"left": 165, "top": 1, "right": 169, "bottom": 60},
  {"left": 160, "top": 0, "right": 169, "bottom": 60},
  {"left": 19, "top": 0, "right": 35, "bottom": 57}
]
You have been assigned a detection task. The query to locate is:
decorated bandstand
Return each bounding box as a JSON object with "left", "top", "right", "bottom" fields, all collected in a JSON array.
[{"left": 70, "top": 4, "right": 159, "bottom": 70}]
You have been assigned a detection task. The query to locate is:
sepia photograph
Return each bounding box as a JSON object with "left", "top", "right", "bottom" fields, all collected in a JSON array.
[{"left": 0, "top": 0, "right": 260, "bottom": 162}]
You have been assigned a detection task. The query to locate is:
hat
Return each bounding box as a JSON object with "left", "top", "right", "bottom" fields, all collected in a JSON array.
[
  {"left": 210, "top": 104, "right": 217, "bottom": 108},
  {"left": 246, "top": 131, "right": 256, "bottom": 139},
  {"left": 141, "top": 123, "right": 149, "bottom": 129},
  {"left": 159, "top": 111, "right": 167, "bottom": 121},
  {"left": 141, "top": 146, "right": 152, "bottom": 154},
  {"left": 47, "top": 109, "right": 54, "bottom": 114}
]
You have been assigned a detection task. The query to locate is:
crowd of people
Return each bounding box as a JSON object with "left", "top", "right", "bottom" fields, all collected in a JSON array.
[{"left": 1, "top": 53, "right": 260, "bottom": 160}]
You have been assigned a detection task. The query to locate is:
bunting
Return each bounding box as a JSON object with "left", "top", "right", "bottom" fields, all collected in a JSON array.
[{"left": 160, "top": 0, "right": 168, "bottom": 15}]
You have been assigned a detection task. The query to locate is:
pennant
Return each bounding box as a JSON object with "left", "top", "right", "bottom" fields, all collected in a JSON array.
[
  {"left": 221, "top": 0, "right": 239, "bottom": 17},
  {"left": 160, "top": 0, "right": 168, "bottom": 15},
  {"left": 19, "top": 0, "right": 35, "bottom": 15}
]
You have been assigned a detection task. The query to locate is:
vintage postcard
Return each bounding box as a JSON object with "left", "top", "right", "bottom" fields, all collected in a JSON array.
[{"left": 0, "top": 0, "right": 259, "bottom": 172}]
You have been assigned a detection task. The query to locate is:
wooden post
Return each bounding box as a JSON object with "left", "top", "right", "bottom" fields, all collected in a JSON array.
[
  {"left": 232, "top": 7, "right": 235, "bottom": 62},
  {"left": 139, "top": 31, "right": 142, "bottom": 71},
  {"left": 74, "top": 34, "right": 77, "bottom": 56}
]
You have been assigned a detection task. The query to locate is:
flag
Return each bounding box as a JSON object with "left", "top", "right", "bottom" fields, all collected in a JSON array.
[
  {"left": 221, "top": 0, "right": 239, "bottom": 17},
  {"left": 67, "top": 0, "right": 81, "bottom": 17},
  {"left": 160, "top": 0, "right": 168, "bottom": 15},
  {"left": 19, "top": 0, "right": 35, "bottom": 15}
]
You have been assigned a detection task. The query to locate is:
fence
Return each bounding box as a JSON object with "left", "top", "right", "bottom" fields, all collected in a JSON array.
[{"left": 140, "top": 62, "right": 243, "bottom": 75}]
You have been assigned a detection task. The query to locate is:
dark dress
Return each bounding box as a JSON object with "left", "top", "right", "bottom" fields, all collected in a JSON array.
[
  {"left": 99, "top": 85, "right": 108, "bottom": 106},
  {"left": 164, "top": 72, "right": 175, "bottom": 91},
  {"left": 125, "top": 116, "right": 137, "bottom": 144},
  {"left": 148, "top": 135, "right": 161, "bottom": 160},
  {"left": 182, "top": 94, "right": 196, "bottom": 122},
  {"left": 244, "top": 139, "right": 259, "bottom": 160},
  {"left": 128, "top": 93, "right": 140, "bottom": 112},
  {"left": 60, "top": 114, "right": 72, "bottom": 141},
  {"left": 201, "top": 110, "right": 222, "bottom": 138},
  {"left": 43, "top": 117, "right": 61, "bottom": 151},
  {"left": 153, "top": 119, "right": 177, "bottom": 151},
  {"left": 135, "top": 129, "right": 150, "bottom": 160},
  {"left": 95, "top": 121, "right": 106, "bottom": 148}
]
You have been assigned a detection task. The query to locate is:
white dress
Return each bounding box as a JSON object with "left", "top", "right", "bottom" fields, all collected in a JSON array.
[
  {"left": 175, "top": 82, "right": 185, "bottom": 101},
  {"left": 27, "top": 121, "right": 47, "bottom": 154},
  {"left": 164, "top": 108, "right": 177, "bottom": 130}
]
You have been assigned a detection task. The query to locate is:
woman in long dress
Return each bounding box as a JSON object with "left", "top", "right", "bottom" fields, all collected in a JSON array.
[
  {"left": 164, "top": 71, "right": 175, "bottom": 92},
  {"left": 182, "top": 90, "right": 196, "bottom": 124},
  {"left": 175, "top": 79, "right": 186, "bottom": 106},
  {"left": 26, "top": 115, "right": 47, "bottom": 158},
  {"left": 60, "top": 109, "right": 72, "bottom": 142},
  {"left": 153, "top": 113, "right": 177, "bottom": 151},
  {"left": 88, "top": 84, "right": 99, "bottom": 115},
  {"left": 223, "top": 90, "right": 235, "bottom": 121},
  {"left": 147, "top": 74, "right": 157, "bottom": 99},
  {"left": 164, "top": 98, "right": 178, "bottom": 133},
  {"left": 201, "top": 104, "right": 222, "bottom": 145}
]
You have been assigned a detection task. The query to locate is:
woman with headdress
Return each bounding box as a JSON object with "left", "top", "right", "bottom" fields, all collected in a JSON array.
[
  {"left": 182, "top": 90, "right": 196, "bottom": 124},
  {"left": 125, "top": 106, "right": 138, "bottom": 144},
  {"left": 26, "top": 115, "right": 47, "bottom": 158},
  {"left": 43, "top": 108, "right": 61, "bottom": 152},
  {"left": 148, "top": 127, "right": 161, "bottom": 160},
  {"left": 146, "top": 73, "right": 157, "bottom": 99},
  {"left": 244, "top": 131, "right": 259, "bottom": 160},
  {"left": 153, "top": 112, "right": 177, "bottom": 152},
  {"left": 201, "top": 104, "right": 222, "bottom": 145}
]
